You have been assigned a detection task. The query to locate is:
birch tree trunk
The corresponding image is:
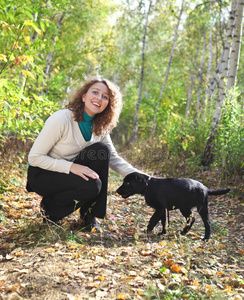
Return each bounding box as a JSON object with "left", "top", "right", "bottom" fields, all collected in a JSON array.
[
  {"left": 151, "top": 0, "right": 185, "bottom": 136},
  {"left": 39, "top": 12, "right": 66, "bottom": 95},
  {"left": 202, "top": 23, "right": 213, "bottom": 109},
  {"left": 205, "top": 0, "right": 238, "bottom": 102},
  {"left": 131, "top": 0, "right": 152, "bottom": 143},
  {"left": 194, "top": 27, "right": 206, "bottom": 121},
  {"left": 227, "top": 0, "right": 244, "bottom": 90},
  {"left": 202, "top": 0, "right": 238, "bottom": 166},
  {"left": 185, "top": 48, "right": 199, "bottom": 120}
]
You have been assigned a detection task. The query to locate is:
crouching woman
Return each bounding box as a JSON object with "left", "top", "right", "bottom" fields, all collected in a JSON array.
[{"left": 26, "top": 77, "right": 138, "bottom": 231}]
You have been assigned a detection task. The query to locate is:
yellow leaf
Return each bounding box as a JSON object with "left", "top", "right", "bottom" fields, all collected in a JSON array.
[
  {"left": 24, "top": 20, "right": 42, "bottom": 35},
  {"left": 69, "top": 245, "right": 77, "bottom": 250},
  {"left": 164, "top": 259, "right": 173, "bottom": 266},
  {"left": 44, "top": 248, "right": 55, "bottom": 253},
  {"left": 24, "top": 36, "right": 30, "bottom": 45},
  {"left": 21, "top": 70, "right": 35, "bottom": 80},
  {"left": 91, "top": 227, "right": 97, "bottom": 233},
  {"left": 72, "top": 253, "right": 80, "bottom": 259},
  {"left": 0, "top": 54, "right": 7, "bottom": 62},
  {"left": 170, "top": 265, "right": 182, "bottom": 273},
  {"left": 224, "top": 285, "right": 231, "bottom": 293},
  {"left": 158, "top": 241, "right": 167, "bottom": 246},
  {"left": 193, "top": 280, "right": 199, "bottom": 287},
  {"left": 117, "top": 294, "right": 126, "bottom": 300},
  {"left": 205, "top": 285, "right": 214, "bottom": 294},
  {"left": 99, "top": 276, "right": 105, "bottom": 281}
]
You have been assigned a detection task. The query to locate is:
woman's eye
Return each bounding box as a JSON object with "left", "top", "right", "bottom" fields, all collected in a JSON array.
[
  {"left": 102, "top": 95, "right": 108, "bottom": 100},
  {"left": 93, "top": 91, "right": 98, "bottom": 95}
]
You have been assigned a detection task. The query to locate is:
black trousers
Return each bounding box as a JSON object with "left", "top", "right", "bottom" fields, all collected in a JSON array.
[{"left": 26, "top": 142, "right": 110, "bottom": 219}]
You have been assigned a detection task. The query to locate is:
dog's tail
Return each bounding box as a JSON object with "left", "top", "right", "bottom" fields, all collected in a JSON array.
[{"left": 208, "top": 188, "right": 231, "bottom": 196}]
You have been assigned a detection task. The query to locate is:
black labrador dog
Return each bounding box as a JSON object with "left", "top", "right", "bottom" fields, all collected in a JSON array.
[{"left": 117, "top": 172, "right": 231, "bottom": 241}]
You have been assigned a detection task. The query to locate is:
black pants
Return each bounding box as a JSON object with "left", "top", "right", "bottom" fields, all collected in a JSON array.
[{"left": 26, "top": 142, "right": 110, "bottom": 220}]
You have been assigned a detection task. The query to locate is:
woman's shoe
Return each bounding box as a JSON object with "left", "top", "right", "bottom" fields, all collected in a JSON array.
[
  {"left": 80, "top": 210, "right": 102, "bottom": 232},
  {"left": 91, "top": 216, "right": 102, "bottom": 232}
]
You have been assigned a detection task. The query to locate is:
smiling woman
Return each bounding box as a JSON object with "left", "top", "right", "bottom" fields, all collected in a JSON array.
[
  {"left": 26, "top": 76, "right": 141, "bottom": 232},
  {"left": 81, "top": 82, "right": 109, "bottom": 117}
]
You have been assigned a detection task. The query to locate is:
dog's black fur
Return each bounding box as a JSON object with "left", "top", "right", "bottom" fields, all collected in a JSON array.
[{"left": 117, "top": 172, "right": 231, "bottom": 241}]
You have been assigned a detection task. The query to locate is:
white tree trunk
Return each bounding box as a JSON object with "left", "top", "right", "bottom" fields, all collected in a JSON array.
[
  {"left": 40, "top": 12, "right": 66, "bottom": 95},
  {"left": 131, "top": 0, "right": 152, "bottom": 143},
  {"left": 202, "top": 0, "right": 238, "bottom": 165},
  {"left": 202, "top": 23, "right": 213, "bottom": 109},
  {"left": 227, "top": 0, "right": 244, "bottom": 90},
  {"left": 185, "top": 72, "right": 194, "bottom": 120},
  {"left": 195, "top": 27, "right": 206, "bottom": 121},
  {"left": 185, "top": 48, "right": 199, "bottom": 120},
  {"left": 205, "top": 0, "right": 238, "bottom": 102},
  {"left": 151, "top": 0, "right": 185, "bottom": 136}
]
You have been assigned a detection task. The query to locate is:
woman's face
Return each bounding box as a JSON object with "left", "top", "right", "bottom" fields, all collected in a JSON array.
[{"left": 82, "top": 82, "right": 110, "bottom": 117}]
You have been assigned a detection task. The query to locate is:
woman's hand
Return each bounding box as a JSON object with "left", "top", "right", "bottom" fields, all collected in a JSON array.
[{"left": 70, "top": 163, "right": 99, "bottom": 181}]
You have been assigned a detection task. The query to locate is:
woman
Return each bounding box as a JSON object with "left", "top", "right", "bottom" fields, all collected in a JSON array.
[{"left": 26, "top": 76, "right": 139, "bottom": 231}]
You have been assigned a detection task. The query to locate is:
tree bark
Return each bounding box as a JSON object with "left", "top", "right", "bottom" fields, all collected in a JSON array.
[
  {"left": 39, "top": 12, "right": 66, "bottom": 95},
  {"left": 202, "top": 0, "right": 238, "bottom": 166},
  {"left": 151, "top": 0, "right": 185, "bottom": 136},
  {"left": 202, "top": 23, "right": 213, "bottom": 110},
  {"left": 194, "top": 27, "right": 206, "bottom": 121},
  {"left": 131, "top": 0, "right": 152, "bottom": 143},
  {"left": 205, "top": 0, "right": 238, "bottom": 101},
  {"left": 227, "top": 0, "right": 244, "bottom": 90},
  {"left": 185, "top": 48, "right": 199, "bottom": 120}
]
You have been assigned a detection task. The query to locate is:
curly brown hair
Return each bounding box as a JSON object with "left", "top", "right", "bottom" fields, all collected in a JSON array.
[{"left": 66, "top": 77, "right": 123, "bottom": 136}]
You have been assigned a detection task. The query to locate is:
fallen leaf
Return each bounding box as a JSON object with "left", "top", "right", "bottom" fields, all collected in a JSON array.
[
  {"left": 117, "top": 294, "right": 126, "bottom": 300},
  {"left": 170, "top": 265, "right": 182, "bottom": 273}
]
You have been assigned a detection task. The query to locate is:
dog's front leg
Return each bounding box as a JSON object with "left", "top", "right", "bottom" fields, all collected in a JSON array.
[
  {"left": 158, "top": 208, "right": 167, "bottom": 235},
  {"left": 147, "top": 209, "right": 163, "bottom": 235},
  {"left": 180, "top": 208, "right": 195, "bottom": 236}
]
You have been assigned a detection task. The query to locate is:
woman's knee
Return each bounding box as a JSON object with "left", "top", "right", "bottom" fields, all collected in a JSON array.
[
  {"left": 77, "top": 178, "right": 102, "bottom": 199},
  {"left": 87, "top": 142, "right": 110, "bottom": 161}
]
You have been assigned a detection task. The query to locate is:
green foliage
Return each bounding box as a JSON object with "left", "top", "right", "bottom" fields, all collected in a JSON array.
[
  {"left": 213, "top": 88, "right": 244, "bottom": 176},
  {"left": 0, "top": 0, "right": 243, "bottom": 178},
  {"left": 0, "top": 0, "right": 116, "bottom": 141}
]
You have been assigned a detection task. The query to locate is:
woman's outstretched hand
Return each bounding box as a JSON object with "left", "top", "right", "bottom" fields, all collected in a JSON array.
[{"left": 70, "top": 163, "right": 99, "bottom": 181}]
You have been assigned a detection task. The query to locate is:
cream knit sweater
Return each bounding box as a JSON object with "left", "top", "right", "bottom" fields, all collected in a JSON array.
[{"left": 28, "top": 109, "right": 138, "bottom": 177}]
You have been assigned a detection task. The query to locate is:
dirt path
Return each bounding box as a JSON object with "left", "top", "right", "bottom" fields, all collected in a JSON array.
[{"left": 0, "top": 165, "right": 243, "bottom": 299}]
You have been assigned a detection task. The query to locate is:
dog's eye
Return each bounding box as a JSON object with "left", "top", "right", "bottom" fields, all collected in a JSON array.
[{"left": 125, "top": 182, "right": 130, "bottom": 186}]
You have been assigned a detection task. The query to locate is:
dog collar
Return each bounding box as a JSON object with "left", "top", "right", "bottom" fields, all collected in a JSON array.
[{"left": 142, "top": 176, "right": 151, "bottom": 195}]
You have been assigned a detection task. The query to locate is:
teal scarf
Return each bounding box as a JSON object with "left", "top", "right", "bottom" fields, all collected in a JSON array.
[{"left": 78, "top": 111, "right": 94, "bottom": 142}]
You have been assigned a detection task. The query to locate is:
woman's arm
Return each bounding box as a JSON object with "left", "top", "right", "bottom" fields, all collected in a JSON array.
[
  {"left": 28, "top": 111, "right": 73, "bottom": 174},
  {"left": 101, "top": 135, "right": 139, "bottom": 177}
]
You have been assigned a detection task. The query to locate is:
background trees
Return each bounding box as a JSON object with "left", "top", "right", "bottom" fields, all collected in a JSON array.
[{"left": 0, "top": 0, "right": 243, "bottom": 176}]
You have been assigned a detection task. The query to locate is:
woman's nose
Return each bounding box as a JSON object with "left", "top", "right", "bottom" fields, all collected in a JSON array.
[{"left": 96, "top": 93, "right": 102, "bottom": 100}]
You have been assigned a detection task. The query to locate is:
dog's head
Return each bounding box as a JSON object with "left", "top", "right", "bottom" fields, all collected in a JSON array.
[{"left": 116, "top": 172, "right": 149, "bottom": 198}]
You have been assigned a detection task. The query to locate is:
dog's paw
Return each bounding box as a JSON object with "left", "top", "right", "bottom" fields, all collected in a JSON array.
[{"left": 202, "top": 237, "right": 209, "bottom": 242}]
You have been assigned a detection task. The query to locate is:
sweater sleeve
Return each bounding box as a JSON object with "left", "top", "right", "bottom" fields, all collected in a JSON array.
[
  {"left": 28, "top": 112, "right": 73, "bottom": 174},
  {"left": 101, "top": 135, "right": 139, "bottom": 177}
]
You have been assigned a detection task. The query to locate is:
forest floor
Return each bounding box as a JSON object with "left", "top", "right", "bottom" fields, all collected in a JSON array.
[{"left": 0, "top": 158, "right": 243, "bottom": 300}]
